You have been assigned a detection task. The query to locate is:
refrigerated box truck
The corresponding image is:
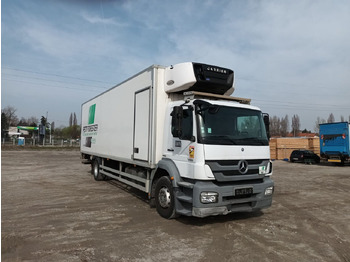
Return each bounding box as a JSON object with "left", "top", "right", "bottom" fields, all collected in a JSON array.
[
  {"left": 81, "top": 62, "right": 274, "bottom": 218},
  {"left": 320, "top": 122, "right": 350, "bottom": 164}
]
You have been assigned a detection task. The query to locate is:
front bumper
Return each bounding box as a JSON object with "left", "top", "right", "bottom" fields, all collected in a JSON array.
[{"left": 190, "top": 177, "right": 274, "bottom": 218}]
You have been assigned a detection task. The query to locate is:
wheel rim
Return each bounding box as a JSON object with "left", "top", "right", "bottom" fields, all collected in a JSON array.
[
  {"left": 94, "top": 162, "right": 99, "bottom": 177},
  {"left": 158, "top": 186, "right": 171, "bottom": 208}
]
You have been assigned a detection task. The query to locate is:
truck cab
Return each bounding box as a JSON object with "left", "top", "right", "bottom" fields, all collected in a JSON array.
[{"left": 155, "top": 90, "right": 273, "bottom": 218}]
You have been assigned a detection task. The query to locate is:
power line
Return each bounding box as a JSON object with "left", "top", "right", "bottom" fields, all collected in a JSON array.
[
  {"left": 256, "top": 103, "right": 349, "bottom": 112},
  {"left": 2, "top": 77, "right": 102, "bottom": 92},
  {"left": 3, "top": 73, "right": 109, "bottom": 89},
  {"left": 3, "top": 66, "right": 349, "bottom": 113},
  {"left": 236, "top": 76, "right": 330, "bottom": 90},
  {"left": 2, "top": 66, "right": 114, "bottom": 85},
  {"left": 253, "top": 98, "right": 350, "bottom": 110}
]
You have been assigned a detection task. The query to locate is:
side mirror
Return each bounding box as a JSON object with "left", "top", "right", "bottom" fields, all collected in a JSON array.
[
  {"left": 263, "top": 113, "right": 270, "bottom": 139},
  {"left": 171, "top": 106, "right": 183, "bottom": 137}
]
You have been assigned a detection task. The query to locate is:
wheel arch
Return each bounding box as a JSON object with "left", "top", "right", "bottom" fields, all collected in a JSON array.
[{"left": 150, "top": 158, "right": 181, "bottom": 199}]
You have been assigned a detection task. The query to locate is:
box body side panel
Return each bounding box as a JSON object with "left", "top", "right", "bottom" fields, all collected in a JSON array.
[{"left": 81, "top": 69, "right": 154, "bottom": 164}]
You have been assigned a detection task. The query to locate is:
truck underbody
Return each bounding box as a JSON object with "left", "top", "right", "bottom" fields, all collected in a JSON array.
[{"left": 82, "top": 153, "right": 274, "bottom": 218}]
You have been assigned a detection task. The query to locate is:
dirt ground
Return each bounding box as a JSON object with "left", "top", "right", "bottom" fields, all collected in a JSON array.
[{"left": 1, "top": 150, "right": 350, "bottom": 262}]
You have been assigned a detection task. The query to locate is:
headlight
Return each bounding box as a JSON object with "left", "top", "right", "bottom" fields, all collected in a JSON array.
[
  {"left": 265, "top": 186, "right": 274, "bottom": 196},
  {"left": 200, "top": 192, "right": 218, "bottom": 204}
]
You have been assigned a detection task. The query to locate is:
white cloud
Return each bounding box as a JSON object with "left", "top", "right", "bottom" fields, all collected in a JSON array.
[
  {"left": 16, "top": 14, "right": 127, "bottom": 64},
  {"left": 2, "top": 0, "right": 350, "bottom": 129},
  {"left": 80, "top": 11, "right": 127, "bottom": 27}
]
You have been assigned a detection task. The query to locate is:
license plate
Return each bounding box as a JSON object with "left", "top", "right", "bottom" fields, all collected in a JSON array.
[
  {"left": 235, "top": 187, "right": 253, "bottom": 197},
  {"left": 328, "top": 159, "right": 341, "bottom": 163}
]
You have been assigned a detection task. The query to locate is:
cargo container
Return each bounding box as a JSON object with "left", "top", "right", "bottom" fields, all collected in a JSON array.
[{"left": 320, "top": 122, "right": 350, "bottom": 164}]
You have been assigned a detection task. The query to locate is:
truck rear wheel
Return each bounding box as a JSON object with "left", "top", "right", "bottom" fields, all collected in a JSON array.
[
  {"left": 93, "top": 158, "right": 104, "bottom": 181},
  {"left": 154, "top": 176, "right": 177, "bottom": 219}
]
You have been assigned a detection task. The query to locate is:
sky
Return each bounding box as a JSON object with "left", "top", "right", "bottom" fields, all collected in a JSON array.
[{"left": 1, "top": 0, "right": 350, "bottom": 130}]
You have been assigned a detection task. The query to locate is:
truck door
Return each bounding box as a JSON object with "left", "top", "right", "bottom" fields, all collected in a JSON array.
[
  {"left": 133, "top": 87, "right": 151, "bottom": 161},
  {"left": 170, "top": 106, "right": 196, "bottom": 178}
]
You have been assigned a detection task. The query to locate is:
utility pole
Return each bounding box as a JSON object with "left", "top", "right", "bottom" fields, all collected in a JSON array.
[
  {"left": 47, "top": 111, "right": 52, "bottom": 144},
  {"left": 45, "top": 111, "right": 48, "bottom": 145}
]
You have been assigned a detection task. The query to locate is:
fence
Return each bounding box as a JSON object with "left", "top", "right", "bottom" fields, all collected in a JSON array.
[{"left": 1, "top": 137, "right": 80, "bottom": 147}]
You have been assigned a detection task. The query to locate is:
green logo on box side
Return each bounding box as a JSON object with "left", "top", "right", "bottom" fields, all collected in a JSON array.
[{"left": 88, "top": 104, "right": 96, "bottom": 124}]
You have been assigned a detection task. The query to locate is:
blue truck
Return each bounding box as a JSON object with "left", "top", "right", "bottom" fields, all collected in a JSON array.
[{"left": 319, "top": 122, "right": 350, "bottom": 164}]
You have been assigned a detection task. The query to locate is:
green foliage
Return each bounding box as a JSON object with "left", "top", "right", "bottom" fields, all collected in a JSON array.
[
  {"left": 60, "top": 125, "right": 80, "bottom": 139},
  {"left": 1, "top": 113, "right": 9, "bottom": 138},
  {"left": 41, "top": 116, "right": 47, "bottom": 127}
]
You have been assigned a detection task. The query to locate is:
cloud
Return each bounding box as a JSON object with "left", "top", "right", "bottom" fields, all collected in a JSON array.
[
  {"left": 16, "top": 14, "right": 124, "bottom": 62},
  {"left": 2, "top": 0, "right": 350, "bottom": 129},
  {"left": 80, "top": 11, "right": 126, "bottom": 26}
]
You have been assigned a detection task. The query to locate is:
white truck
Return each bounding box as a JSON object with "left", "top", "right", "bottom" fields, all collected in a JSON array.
[{"left": 81, "top": 62, "right": 274, "bottom": 219}]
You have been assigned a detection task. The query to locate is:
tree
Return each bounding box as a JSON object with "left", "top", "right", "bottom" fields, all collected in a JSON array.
[
  {"left": 17, "top": 116, "right": 38, "bottom": 127},
  {"left": 51, "top": 121, "right": 55, "bottom": 133},
  {"left": 280, "top": 115, "right": 289, "bottom": 137},
  {"left": 270, "top": 116, "right": 281, "bottom": 137},
  {"left": 18, "top": 117, "right": 29, "bottom": 126},
  {"left": 291, "top": 114, "right": 300, "bottom": 137},
  {"left": 27, "top": 117, "right": 38, "bottom": 127},
  {"left": 66, "top": 113, "right": 79, "bottom": 138},
  {"left": 53, "top": 126, "right": 63, "bottom": 138},
  {"left": 340, "top": 115, "right": 345, "bottom": 122},
  {"left": 314, "top": 117, "right": 326, "bottom": 133},
  {"left": 41, "top": 116, "right": 47, "bottom": 127},
  {"left": 1, "top": 113, "right": 9, "bottom": 138},
  {"left": 61, "top": 125, "right": 81, "bottom": 139},
  {"left": 2, "top": 106, "right": 19, "bottom": 126},
  {"left": 69, "top": 113, "right": 73, "bottom": 127},
  {"left": 301, "top": 128, "right": 311, "bottom": 133},
  {"left": 73, "top": 113, "right": 77, "bottom": 126},
  {"left": 327, "top": 113, "right": 335, "bottom": 123}
]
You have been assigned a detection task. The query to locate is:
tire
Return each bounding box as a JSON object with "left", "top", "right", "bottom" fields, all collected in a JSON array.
[
  {"left": 154, "top": 176, "right": 177, "bottom": 219},
  {"left": 93, "top": 158, "right": 104, "bottom": 181}
]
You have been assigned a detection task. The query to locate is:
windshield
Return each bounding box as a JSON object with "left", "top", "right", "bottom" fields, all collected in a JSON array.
[{"left": 195, "top": 101, "right": 268, "bottom": 146}]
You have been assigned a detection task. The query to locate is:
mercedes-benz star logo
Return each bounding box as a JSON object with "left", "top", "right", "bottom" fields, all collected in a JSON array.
[{"left": 238, "top": 160, "right": 249, "bottom": 174}]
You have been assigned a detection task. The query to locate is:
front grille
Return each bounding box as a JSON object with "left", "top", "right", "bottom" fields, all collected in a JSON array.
[
  {"left": 214, "top": 159, "right": 265, "bottom": 166},
  {"left": 221, "top": 169, "right": 258, "bottom": 176},
  {"left": 206, "top": 159, "right": 269, "bottom": 182}
]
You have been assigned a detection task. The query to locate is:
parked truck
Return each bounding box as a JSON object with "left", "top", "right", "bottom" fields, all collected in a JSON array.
[
  {"left": 319, "top": 122, "right": 350, "bottom": 164},
  {"left": 80, "top": 62, "right": 274, "bottom": 219}
]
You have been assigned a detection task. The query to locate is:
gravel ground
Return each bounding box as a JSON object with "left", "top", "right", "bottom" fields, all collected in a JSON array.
[{"left": 1, "top": 150, "right": 350, "bottom": 261}]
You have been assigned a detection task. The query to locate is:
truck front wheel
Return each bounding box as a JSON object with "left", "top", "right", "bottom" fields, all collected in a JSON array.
[
  {"left": 154, "top": 176, "right": 177, "bottom": 219},
  {"left": 93, "top": 158, "right": 104, "bottom": 181}
]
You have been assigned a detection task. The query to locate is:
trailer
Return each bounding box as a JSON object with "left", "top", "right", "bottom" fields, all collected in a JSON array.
[
  {"left": 320, "top": 122, "right": 350, "bottom": 164},
  {"left": 81, "top": 62, "right": 274, "bottom": 218}
]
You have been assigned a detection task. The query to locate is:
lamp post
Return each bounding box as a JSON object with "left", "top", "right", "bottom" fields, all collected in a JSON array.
[{"left": 47, "top": 122, "right": 52, "bottom": 145}]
